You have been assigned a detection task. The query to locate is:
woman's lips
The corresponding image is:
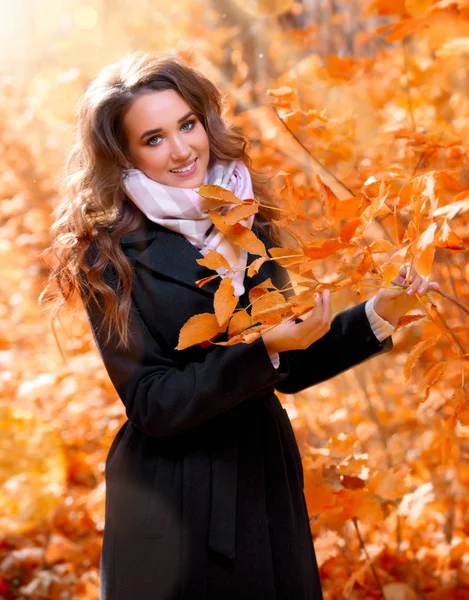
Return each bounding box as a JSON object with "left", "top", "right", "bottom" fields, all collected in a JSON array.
[{"left": 170, "top": 158, "right": 198, "bottom": 177}]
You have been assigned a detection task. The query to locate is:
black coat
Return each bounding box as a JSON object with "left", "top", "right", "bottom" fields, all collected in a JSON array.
[{"left": 82, "top": 214, "right": 393, "bottom": 600}]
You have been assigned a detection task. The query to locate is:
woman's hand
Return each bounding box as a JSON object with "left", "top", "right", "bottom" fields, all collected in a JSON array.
[
  {"left": 262, "top": 290, "right": 332, "bottom": 355},
  {"left": 374, "top": 262, "right": 441, "bottom": 326}
]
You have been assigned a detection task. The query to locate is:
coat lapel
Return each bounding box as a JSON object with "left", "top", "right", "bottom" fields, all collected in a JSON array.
[{"left": 120, "top": 215, "right": 264, "bottom": 299}]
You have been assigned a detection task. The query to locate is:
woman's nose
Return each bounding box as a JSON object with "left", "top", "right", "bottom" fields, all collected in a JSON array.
[{"left": 170, "top": 135, "right": 190, "bottom": 158}]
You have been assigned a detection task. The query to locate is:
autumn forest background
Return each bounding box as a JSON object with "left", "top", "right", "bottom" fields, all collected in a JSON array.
[{"left": 1, "top": 0, "right": 469, "bottom": 598}]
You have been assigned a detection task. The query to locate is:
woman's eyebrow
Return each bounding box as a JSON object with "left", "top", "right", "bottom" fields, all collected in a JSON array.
[{"left": 139, "top": 111, "right": 195, "bottom": 141}]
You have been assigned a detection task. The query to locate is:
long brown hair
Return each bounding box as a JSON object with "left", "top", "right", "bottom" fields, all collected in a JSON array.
[{"left": 39, "top": 51, "right": 279, "bottom": 350}]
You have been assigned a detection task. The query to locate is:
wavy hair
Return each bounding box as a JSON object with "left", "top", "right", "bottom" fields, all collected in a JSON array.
[{"left": 39, "top": 51, "right": 280, "bottom": 350}]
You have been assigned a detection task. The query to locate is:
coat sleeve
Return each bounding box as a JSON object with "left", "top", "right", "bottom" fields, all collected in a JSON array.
[
  {"left": 80, "top": 265, "right": 290, "bottom": 439},
  {"left": 273, "top": 301, "right": 393, "bottom": 394},
  {"left": 259, "top": 242, "right": 394, "bottom": 395}
]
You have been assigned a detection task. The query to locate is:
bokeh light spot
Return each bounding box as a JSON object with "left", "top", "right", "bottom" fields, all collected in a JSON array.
[{"left": 74, "top": 5, "right": 99, "bottom": 30}]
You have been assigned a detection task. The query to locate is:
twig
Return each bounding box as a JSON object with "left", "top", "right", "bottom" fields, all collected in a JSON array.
[
  {"left": 444, "top": 255, "right": 469, "bottom": 347},
  {"left": 402, "top": 38, "right": 416, "bottom": 132},
  {"left": 270, "top": 106, "right": 356, "bottom": 197},
  {"left": 352, "top": 517, "right": 384, "bottom": 595},
  {"left": 392, "top": 281, "right": 469, "bottom": 317}
]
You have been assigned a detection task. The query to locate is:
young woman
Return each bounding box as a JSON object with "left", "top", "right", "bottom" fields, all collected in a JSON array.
[{"left": 42, "top": 51, "right": 439, "bottom": 600}]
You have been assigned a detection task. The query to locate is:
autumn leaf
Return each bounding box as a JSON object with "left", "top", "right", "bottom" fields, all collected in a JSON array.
[
  {"left": 214, "top": 277, "right": 238, "bottom": 326},
  {"left": 268, "top": 247, "right": 310, "bottom": 268},
  {"left": 209, "top": 210, "right": 267, "bottom": 256},
  {"left": 197, "top": 184, "right": 244, "bottom": 205},
  {"left": 228, "top": 309, "right": 251, "bottom": 338},
  {"left": 247, "top": 256, "right": 268, "bottom": 276},
  {"left": 251, "top": 290, "right": 288, "bottom": 323},
  {"left": 302, "top": 238, "right": 345, "bottom": 260},
  {"left": 436, "top": 219, "right": 466, "bottom": 250},
  {"left": 404, "top": 335, "right": 442, "bottom": 380},
  {"left": 176, "top": 313, "right": 226, "bottom": 350},
  {"left": 214, "top": 323, "right": 267, "bottom": 346},
  {"left": 223, "top": 201, "right": 259, "bottom": 225},
  {"left": 196, "top": 249, "right": 231, "bottom": 271},
  {"left": 382, "top": 263, "right": 400, "bottom": 286},
  {"left": 339, "top": 217, "right": 362, "bottom": 242},
  {"left": 405, "top": 0, "right": 433, "bottom": 18},
  {"left": 315, "top": 175, "right": 338, "bottom": 222},
  {"left": 395, "top": 314, "right": 426, "bottom": 330},
  {"left": 368, "top": 465, "right": 410, "bottom": 500},
  {"left": 369, "top": 239, "right": 395, "bottom": 253},
  {"left": 195, "top": 274, "right": 220, "bottom": 288}
]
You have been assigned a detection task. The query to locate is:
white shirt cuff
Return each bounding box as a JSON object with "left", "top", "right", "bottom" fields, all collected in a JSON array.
[
  {"left": 269, "top": 353, "right": 280, "bottom": 369},
  {"left": 365, "top": 296, "right": 395, "bottom": 342}
]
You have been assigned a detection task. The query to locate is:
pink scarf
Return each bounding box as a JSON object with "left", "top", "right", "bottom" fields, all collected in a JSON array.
[{"left": 122, "top": 158, "right": 255, "bottom": 296}]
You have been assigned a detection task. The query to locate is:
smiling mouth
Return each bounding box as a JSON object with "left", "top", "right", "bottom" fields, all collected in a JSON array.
[{"left": 170, "top": 158, "right": 197, "bottom": 173}]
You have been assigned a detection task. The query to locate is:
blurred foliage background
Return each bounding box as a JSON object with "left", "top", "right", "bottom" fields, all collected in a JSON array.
[{"left": 1, "top": 0, "right": 469, "bottom": 598}]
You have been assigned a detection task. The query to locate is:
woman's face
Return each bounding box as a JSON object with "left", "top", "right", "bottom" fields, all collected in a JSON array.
[{"left": 122, "top": 89, "right": 210, "bottom": 188}]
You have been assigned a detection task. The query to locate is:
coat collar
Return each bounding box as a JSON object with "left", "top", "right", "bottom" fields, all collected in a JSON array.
[{"left": 120, "top": 214, "right": 266, "bottom": 298}]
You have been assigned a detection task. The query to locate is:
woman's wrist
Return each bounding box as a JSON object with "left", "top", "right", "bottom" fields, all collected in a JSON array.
[{"left": 372, "top": 297, "right": 399, "bottom": 327}]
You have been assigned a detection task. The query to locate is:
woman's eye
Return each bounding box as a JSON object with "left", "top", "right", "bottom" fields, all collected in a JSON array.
[
  {"left": 147, "top": 120, "right": 196, "bottom": 146},
  {"left": 147, "top": 135, "right": 161, "bottom": 146},
  {"left": 182, "top": 120, "right": 196, "bottom": 131}
]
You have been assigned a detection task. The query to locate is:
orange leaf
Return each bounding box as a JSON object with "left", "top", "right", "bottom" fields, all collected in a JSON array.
[
  {"left": 288, "top": 289, "right": 319, "bottom": 316},
  {"left": 395, "top": 314, "right": 426, "bottom": 330},
  {"left": 404, "top": 335, "right": 442, "bottom": 380},
  {"left": 339, "top": 218, "right": 362, "bottom": 242},
  {"left": 303, "top": 470, "right": 337, "bottom": 514},
  {"left": 382, "top": 264, "right": 400, "bottom": 286},
  {"left": 214, "top": 324, "right": 266, "bottom": 346},
  {"left": 269, "top": 247, "right": 310, "bottom": 268},
  {"left": 223, "top": 201, "right": 259, "bottom": 225},
  {"left": 334, "top": 196, "right": 367, "bottom": 219},
  {"left": 436, "top": 219, "right": 466, "bottom": 250},
  {"left": 369, "top": 240, "right": 395, "bottom": 253},
  {"left": 196, "top": 249, "right": 231, "bottom": 271},
  {"left": 315, "top": 175, "right": 338, "bottom": 222},
  {"left": 248, "top": 278, "right": 278, "bottom": 305},
  {"left": 209, "top": 211, "right": 267, "bottom": 257},
  {"left": 302, "top": 238, "right": 344, "bottom": 260},
  {"left": 368, "top": 465, "right": 410, "bottom": 500},
  {"left": 176, "top": 313, "right": 226, "bottom": 350},
  {"left": 247, "top": 256, "right": 268, "bottom": 277},
  {"left": 338, "top": 489, "right": 383, "bottom": 525},
  {"left": 214, "top": 277, "right": 238, "bottom": 326},
  {"left": 228, "top": 309, "right": 251, "bottom": 338},
  {"left": 405, "top": 0, "right": 433, "bottom": 18},
  {"left": 251, "top": 290, "right": 288, "bottom": 322},
  {"left": 195, "top": 274, "right": 220, "bottom": 288},
  {"left": 341, "top": 475, "right": 366, "bottom": 490},
  {"left": 423, "top": 361, "right": 447, "bottom": 387},
  {"left": 198, "top": 184, "right": 243, "bottom": 205}
]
